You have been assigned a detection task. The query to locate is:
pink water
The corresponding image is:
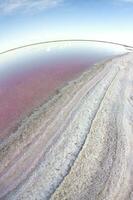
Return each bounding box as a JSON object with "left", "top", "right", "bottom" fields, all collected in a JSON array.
[{"left": 0, "top": 41, "right": 126, "bottom": 140}]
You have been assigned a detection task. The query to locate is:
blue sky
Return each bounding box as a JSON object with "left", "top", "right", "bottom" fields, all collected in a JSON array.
[{"left": 0, "top": 0, "right": 133, "bottom": 51}]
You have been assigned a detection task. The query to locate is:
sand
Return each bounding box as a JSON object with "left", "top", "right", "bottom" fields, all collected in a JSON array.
[{"left": 0, "top": 52, "right": 133, "bottom": 200}]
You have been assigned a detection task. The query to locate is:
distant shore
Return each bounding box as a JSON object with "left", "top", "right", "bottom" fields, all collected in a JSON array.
[{"left": 0, "top": 39, "right": 132, "bottom": 55}]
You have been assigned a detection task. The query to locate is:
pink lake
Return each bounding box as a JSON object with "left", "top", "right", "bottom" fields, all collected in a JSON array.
[{"left": 0, "top": 41, "right": 127, "bottom": 140}]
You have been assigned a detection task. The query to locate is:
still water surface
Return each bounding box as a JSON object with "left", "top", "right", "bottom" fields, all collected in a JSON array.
[{"left": 0, "top": 41, "right": 127, "bottom": 139}]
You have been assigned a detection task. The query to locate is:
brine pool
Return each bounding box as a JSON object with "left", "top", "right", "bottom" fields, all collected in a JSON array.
[{"left": 0, "top": 41, "right": 127, "bottom": 139}]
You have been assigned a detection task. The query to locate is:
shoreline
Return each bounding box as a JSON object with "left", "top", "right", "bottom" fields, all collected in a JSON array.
[
  {"left": 0, "top": 52, "right": 133, "bottom": 200},
  {"left": 0, "top": 52, "right": 127, "bottom": 148}
]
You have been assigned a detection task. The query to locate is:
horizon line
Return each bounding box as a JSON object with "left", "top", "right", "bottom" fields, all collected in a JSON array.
[{"left": 0, "top": 39, "right": 133, "bottom": 55}]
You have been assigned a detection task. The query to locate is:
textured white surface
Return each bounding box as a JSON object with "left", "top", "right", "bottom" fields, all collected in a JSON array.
[{"left": 0, "top": 53, "right": 133, "bottom": 200}]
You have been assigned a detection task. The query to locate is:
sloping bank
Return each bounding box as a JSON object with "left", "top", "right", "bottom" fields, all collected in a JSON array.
[{"left": 0, "top": 53, "right": 133, "bottom": 200}]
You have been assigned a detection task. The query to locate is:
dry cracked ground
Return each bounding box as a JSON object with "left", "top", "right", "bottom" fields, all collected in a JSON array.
[{"left": 0, "top": 53, "right": 133, "bottom": 200}]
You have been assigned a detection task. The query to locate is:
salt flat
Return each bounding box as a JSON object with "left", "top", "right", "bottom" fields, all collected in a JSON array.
[{"left": 0, "top": 52, "right": 133, "bottom": 200}]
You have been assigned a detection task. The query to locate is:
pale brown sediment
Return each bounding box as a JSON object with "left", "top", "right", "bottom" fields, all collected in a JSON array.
[{"left": 0, "top": 53, "right": 133, "bottom": 200}]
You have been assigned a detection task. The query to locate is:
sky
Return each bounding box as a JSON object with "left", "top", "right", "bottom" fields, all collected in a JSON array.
[{"left": 0, "top": 0, "right": 133, "bottom": 51}]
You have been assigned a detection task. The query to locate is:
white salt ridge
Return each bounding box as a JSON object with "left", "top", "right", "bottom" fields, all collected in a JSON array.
[{"left": 1, "top": 53, "right": 133, "bottom": 200}]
